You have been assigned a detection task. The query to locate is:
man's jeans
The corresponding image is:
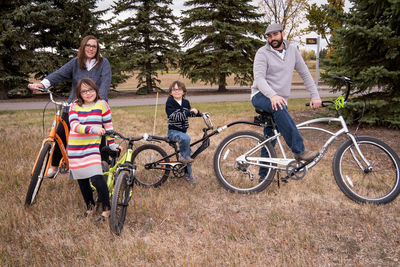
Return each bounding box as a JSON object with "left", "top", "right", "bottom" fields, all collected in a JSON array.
[
  {"left": 168, "top": 129, "right": 192, "bottom": 176},
  {"left": 251, "top": 92, "right": 305, "bottom": 177}
]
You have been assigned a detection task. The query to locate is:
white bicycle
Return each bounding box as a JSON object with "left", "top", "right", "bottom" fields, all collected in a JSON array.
[{"left": 213, "top": 76, "right": 400, "bottom": 204}]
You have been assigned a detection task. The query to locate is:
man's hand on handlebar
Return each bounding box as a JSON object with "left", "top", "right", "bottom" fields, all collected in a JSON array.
[{"left": 309, "top": 99, "right": 322, "bottom": 109}]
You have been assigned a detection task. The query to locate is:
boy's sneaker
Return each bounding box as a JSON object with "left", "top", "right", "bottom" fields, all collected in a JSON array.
[
  {"left": 295, "top": 150, "right": 319, "bottom": 162},
  {"left": 178, "top": 156, "right": 194, "bottom": 164},
  {"left": 185, "top": 175, "right": 197, "bottom": 184}
]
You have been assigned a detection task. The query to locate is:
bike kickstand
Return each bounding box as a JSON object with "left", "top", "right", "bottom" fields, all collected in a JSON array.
[{"left": 276, "top": 172, "right": 288, "bottom": 188}]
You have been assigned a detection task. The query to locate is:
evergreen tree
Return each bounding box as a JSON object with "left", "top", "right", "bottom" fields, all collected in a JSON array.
[
  {"left": 324, "top": 0, "right": 399, "bottom": 96},
  {"left": 180, "top": 0, "right": 265, "bottom": 91},
  {"left": 28, "top": 0, "right": 107, "bottom": 94},
  {"left": 0, "top": 0, "right": 107, "bottom": 99},
  {"left": 111, "top": 0, "right": 180, "bottom": 94},
  {"left": 323, "top": 0, "right": 400, "bottom": 128},
  {"left": 0, "top": 1, "right": 34, "bottom": 99}
]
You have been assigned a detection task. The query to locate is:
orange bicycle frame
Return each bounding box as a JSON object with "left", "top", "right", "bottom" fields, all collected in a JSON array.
[{"left": 31, "top": 110, "right": 69, "bottom": 176}]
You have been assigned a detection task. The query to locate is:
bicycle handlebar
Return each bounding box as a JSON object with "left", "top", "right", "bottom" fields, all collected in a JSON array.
[
  {"left": 305, "top": 76, "right": 352, "bottom": 108},
  {"left": 104, "top": 130, "right": 147, "bottom": 142},
  {"left": 33, "top": 86, "right": 71, "bottom": 108},
  {"left": 201, "top": 112, "right": 213, "bottom": 130},
  {"left": 332, "top": 75, "right": 352, "bottom": 102}
]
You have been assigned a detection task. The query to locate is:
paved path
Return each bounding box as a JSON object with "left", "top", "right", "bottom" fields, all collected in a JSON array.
[{"left": 0, "top": 86, "right": 340, "bottom": 111}]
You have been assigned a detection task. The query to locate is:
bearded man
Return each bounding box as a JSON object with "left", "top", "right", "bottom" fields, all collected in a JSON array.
[{"left": 250, "top": 23, "right": 322, "bottom": 179}]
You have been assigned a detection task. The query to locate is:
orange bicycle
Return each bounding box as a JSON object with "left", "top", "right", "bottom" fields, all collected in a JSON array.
[{"left": 25, "top": 87, "right": 71, "bottom": 205}]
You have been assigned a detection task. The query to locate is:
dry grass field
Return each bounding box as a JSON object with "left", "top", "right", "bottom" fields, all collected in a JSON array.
[
  {"left": 1, "top": 100, "right": 400, "bottom": 266},
  {"left": 115, "top": 70, "right": 315, "bottom": 89}
]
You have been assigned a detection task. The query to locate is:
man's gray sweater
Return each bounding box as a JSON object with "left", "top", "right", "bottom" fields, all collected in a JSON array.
[{"left": 251, "top": 40, "right": 320, "bottom": 101}]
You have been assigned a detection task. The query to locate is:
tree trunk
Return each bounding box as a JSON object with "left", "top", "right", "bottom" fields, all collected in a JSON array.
[
  {"left": 0, "top": 84, "right": 8, "bottom": 100},
  {"left": 217, "top": 73, "right": 227, "bottom": 92},
  {"left": 146, "top": 72, "right": 152, "bottom": 94}
]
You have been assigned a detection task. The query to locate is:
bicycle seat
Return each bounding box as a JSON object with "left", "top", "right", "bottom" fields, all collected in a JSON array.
[
  {"left": 255, "top": 108, "right": 272, "bottom": 117},
  {"left": 254, "top": 108, "right": 274, "bottom": 127}
]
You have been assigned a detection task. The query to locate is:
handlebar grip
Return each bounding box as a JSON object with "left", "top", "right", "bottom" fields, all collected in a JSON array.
[
  {"left": 305, "top": 101, "right": 331, "bottom": 108},
  {"left": 105, "top": 130, "right": 118, "bottom": 137},
  {"left": 148, "top": 135, "right": 168, "bottom": 142}
]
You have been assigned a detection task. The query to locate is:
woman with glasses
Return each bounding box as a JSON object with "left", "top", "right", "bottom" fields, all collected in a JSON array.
[{"left": 28, "top": 35, "right": 112, "bottom": 178}]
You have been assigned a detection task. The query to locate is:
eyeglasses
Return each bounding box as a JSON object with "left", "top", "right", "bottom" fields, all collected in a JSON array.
[
  {"left": 85, "top": 44, "right": 97, "bottom": 49},
  {"left": 172, "top": 88, "right": 183, "bottom": 92},
  {"left": 81, "top": 88, "right": 95, "bottom": 95}
]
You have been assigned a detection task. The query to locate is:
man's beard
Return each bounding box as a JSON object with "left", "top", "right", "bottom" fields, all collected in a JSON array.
[{"left": 269, "top": 38, "right": 283, "bottom": 49}]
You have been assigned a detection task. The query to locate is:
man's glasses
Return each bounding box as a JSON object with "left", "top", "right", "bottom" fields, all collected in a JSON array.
[
  {"left": 85, "top": 44, "right": 97, "bottom": 49},
  {"left": 81, "top": 88, "right": 95, "bottom": 95}
]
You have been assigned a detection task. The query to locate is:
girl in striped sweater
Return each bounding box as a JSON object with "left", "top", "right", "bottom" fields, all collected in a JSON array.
[{"left": 68, "top": 78, "right": 120, "bottom": 221}]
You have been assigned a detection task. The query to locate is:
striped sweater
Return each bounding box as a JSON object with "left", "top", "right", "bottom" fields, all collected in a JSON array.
[
  {"left": 67, "top": 100, "right": 115, "bottom": 179},
  {"left": 165, "top": 96, "right": 200, "bottom": 133}
]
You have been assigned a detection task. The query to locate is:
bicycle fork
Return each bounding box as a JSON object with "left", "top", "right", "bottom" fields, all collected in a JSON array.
[{"left": 347, "top": 134, "right": 373, "bottom": 173}]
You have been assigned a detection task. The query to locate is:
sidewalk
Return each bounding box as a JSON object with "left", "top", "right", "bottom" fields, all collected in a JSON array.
[{"left": 0, "top": 84, "right": 339, "bottom": 111}]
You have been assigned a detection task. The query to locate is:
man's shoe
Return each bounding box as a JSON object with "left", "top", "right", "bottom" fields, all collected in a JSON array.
[
  {"left": 295, "top": 150, "right": 319, "bottom": 162},
  {"left": 185, "top": 175, "right": 197, "bottom": 184},
  {"left": 46, "top": 168, "right": 58, "bottom": 178},
  {"left": 178, "top": 156, "right": 194, "bottom": 164}
]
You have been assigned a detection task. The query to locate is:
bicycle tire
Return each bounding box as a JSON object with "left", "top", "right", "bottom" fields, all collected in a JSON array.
[
  {"left": 101, "top": 160, "right": 110, "bottom": 184},
  {"left": 333, "top": 136, "right": 400, "bottom": 204},
  {"left": 131, "top": 144, "right": 170, "bottom": 187},
  {"left": 25, "top": 142, "right": 52, "bottom": 205},
  {"left": 109, "top": 171, "right": 132, "bottom": 235},
  {"left": 213, "top": 131, "right": 276, "bottom": 193}
]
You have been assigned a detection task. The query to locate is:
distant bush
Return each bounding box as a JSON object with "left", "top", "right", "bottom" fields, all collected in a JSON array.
[
  {"left": 338, "top": 94, "right": 400, "bottom": 129},
  {"left": 301, "top": 50, "right": 316, "bottom": 60}
]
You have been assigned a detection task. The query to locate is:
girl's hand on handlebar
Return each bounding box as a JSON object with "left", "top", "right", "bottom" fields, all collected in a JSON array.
[
  {"left": 114, "top": 144, "right": 123, "bottom": 153},
  {"left": 191, "top": 108, "right": 199, "bottom": 115},
  {"left": 92, "top": 127, "right": 106, "bottom": 136},
  {"left": 310, "top": 99, "right": 322, "bottom": 109},
  {"left": 28, "top": 83, "right": 44, "bottom": 92}
]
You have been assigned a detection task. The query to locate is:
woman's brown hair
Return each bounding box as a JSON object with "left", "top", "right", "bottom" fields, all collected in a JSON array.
[
  {"left": 77, "top": 35, "right": 103, "bottom": 70},
  {"left": 75, "top": 78, "right": 100, "bottom": 106},
  {"left": 169, "top": 80, "right": 187, "bottom": 97}
]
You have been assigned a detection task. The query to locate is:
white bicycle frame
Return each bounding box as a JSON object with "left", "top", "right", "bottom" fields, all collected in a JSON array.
[{"left": 236, "top": 114, "right": 372, "bottom": 172}]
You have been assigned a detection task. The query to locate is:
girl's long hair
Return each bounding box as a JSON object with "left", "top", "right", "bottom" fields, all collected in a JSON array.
[{"left": 77, "top": 35, "right": 103, "bottom": 70}]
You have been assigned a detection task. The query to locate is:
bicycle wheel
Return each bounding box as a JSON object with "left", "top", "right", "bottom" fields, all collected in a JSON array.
[
  {"left": 213, "top": 131, "right": 277, "bottom": 193},
  {"left": 132, "top": 144, "right": 170, "bottom": 187},
  {"left": 25, "top": 142, "right": 52, "bottom": 205},
  {"left": 110, "top": 170, "right": 132, "bottom": 235},
  {"left": 333, "top": 136, "right": 400, "bottom": 204}
]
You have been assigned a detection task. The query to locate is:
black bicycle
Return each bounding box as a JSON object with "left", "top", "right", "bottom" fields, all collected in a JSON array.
[{"left": 131, "top": 113, "right": 219, "bottom": 187}]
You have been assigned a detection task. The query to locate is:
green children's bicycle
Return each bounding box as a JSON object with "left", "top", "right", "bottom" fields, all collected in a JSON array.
[{"left": 102, "top": 130, "right": 146, "bottom": 235}]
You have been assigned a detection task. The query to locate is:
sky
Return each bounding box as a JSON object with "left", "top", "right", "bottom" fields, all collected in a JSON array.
[{"left": 96, "top": 0, "right": 351, "bottom": 50}]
